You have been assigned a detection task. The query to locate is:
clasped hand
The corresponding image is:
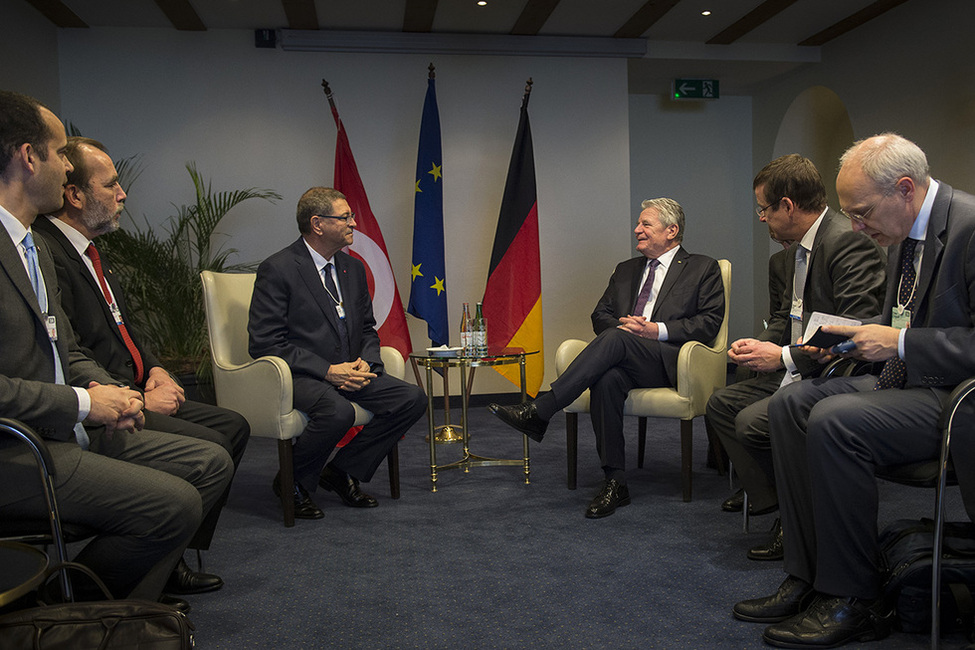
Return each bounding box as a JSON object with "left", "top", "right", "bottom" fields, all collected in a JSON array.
[
  {"left": 617, "top": 315, "right": 659, "bottom": 339},
  {"left": 327, "top": 358, "right": 376, "bottom": 392},
  {"left": 84, "top": 381, "right": 145, "bottom": 434},
  {"left": 728, "top": 338, "right": 784, "bottom": 372},
  {"left": 143, "top": 367, "right": 186, "bottom": 416}
]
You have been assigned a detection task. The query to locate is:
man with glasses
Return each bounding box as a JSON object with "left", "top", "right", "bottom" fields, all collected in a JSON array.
[
  {"left": 707, "top": 154, "right": 885, "bottom": 561},
  {"left": 490, "top": 198, "right": 725, "bottom": 518},
  {"left": 249, "top": 187, "right": 425, "bottom": 519},
  {"left": 735, "top": 134, "right": 975, "bottom": 648}
]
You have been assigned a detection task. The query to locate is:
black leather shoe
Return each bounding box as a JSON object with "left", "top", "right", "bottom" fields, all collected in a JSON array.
[
  {"left": 762, "top": 595, "right": 894, "bottom": 648},
  {"left": 272, "top": 473, "right": 324, "bottom": 519},
  {"left": 722, "top": 488, "right": 744, "bottom": 512},
  {"left": 733, "top": 575, "right": 815, "bottom": 623},
  {"left": 159, "top": 594, "right": 191, "bottom": 614},
  {"left": 165, "top": 557, "right": 224, "bottom": 595},
  {"left": 584, "top": 479, "right": 631, "bottom": 519},
  {"left": 748, "top": 517, "right": 784, "bottom": 561},
  {"left": 319, "top": 466, "right": 378, "bottom": 508},
  {"left": 488, "top": 402, "right": 548, "bottom": 442}
]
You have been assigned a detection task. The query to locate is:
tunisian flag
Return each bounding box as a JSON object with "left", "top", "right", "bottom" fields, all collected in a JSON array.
[
  {"left": 324, "top": 81, "right": 412, "bottom": 361},
  {"left": 482, "top": 82, "right": 543, "bottom": 396}
]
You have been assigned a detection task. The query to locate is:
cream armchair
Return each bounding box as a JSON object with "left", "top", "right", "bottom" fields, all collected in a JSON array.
[
  {"left": 556, "top": 259, "right": 731, "bottom": 501},
  {"left": 201, "top": 271, "right": 402, "bottom": 527}
]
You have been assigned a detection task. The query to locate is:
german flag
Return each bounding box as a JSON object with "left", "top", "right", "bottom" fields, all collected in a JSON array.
[{"left": 482, "top": 82, "right": 543, "bottom": 396}]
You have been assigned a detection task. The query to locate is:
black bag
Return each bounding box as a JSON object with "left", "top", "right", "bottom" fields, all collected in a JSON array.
[
  {"left": 881, "top": 518, "right": 975, "bottom": 637},
  {"left": 0, "top": 562, "right": 195, "bottom": 649}
]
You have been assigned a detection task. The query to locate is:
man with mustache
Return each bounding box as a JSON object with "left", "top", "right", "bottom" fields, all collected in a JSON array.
[
  {"left": 249, "top": 187, "right": 426, "bottom": 519},
  {"left": 0, "top": 90, "right": 231, "bottom": 607},
  {"left": 35, "top": 137, "right": 249, "bottom": 598}
]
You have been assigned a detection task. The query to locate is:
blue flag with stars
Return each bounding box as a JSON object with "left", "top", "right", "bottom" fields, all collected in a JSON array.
[{"left": 408, "top": 73, "right": 449, "bottom": 346}]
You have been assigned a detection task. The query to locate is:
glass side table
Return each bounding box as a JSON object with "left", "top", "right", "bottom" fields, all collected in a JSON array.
[
  {"left": 0, "top": 541, "right": 49, "bottom": 607},
  {"left": 410, "top": 348, "right": 538, "bottom": 492}
]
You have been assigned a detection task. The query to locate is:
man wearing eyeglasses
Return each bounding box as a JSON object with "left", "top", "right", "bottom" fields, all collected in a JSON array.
[
  {"left": 249, "top": 187, "right": 426, "bottom": 519},
  {"left": 707, "top": 154, "right": 885, "bottom": 561},
  {"left": 736, "top": 134, "right": 975, "bottom": 648}
]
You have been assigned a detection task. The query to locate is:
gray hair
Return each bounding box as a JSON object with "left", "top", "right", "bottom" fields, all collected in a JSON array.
[
  {"left": 839, "top": 133, "right": 930, "bottom": 189},
  {"left": 640, "top": 197, "right": 685, "bottom": 243}
]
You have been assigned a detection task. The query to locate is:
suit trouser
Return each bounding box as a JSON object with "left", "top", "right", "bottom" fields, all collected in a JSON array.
[
  {"left": 292, "top": 373, "right": 427, "bottom": 488},
  {"left": 0, "top": 429, "right": 232, "bottom": 600},
  {"left": 144, "top": 400, "right": 250, "bottom": 550},
  {"left": 707, "top": 371, "right": 784, "bottom": 511},
  {"left": 537, "top": 328, "right": 671, "bottom": 476},
  {"left": 769, "top": 374, "right": 942, "bottom": 599}
]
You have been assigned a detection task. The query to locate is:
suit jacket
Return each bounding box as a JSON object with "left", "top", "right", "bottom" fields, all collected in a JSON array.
[
  {"left": 0, "top": 221, "right": 118, "bottom": 506},
  {"left": 33, "top": 217, "right": 161, "bottom": 387},
  {"left": 767, "top": 248, "right": 791, "bottom": 340},
  {"left": 873, "top": 182, "right": 975, "bottom": 518},
  {"left": 248, "top": 238, "right": 384, "bottom": 382},
  {"left": 590, "top": 246, "right": 724, "bottom": 384},
  {"left": 764, "top": 208, "right": 887, "bottom": 376}
]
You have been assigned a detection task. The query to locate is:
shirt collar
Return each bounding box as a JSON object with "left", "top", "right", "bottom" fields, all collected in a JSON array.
[
  {"left": 909, "top": 178, "right": 938, "bottom": 241},
  {"left": 651, "top": 244, "right": 681, "bottom": 269},
  {"left": 798, "top": 207, "right": 828, "bottom": 252},
  {"left": 303, "top": 239, "right": 335, "bottom": 271},
  {"left": 0, "top": 203, "right": 29, "bottom": 248},
  {"left": 46, "top": 216, "right": 92, "bottom": 256}
]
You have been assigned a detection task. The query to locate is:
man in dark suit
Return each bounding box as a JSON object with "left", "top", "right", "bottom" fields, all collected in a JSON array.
[
  {"left": 734, "top": 134, "right": 975, "bottom": 648},
  {"left": 0, "top": 90, "right": 232, "bottom": 606},
  {"left": 248, "top": 187, "right": 426, "bottom": 519},
  {"left": 490, "top": 197, "right": 725, "bottom": 518},
  {"left": 706, "top": 155, "right": 886, "bottom": 561},
  {"left": 35, "top": 137, "right": 250, "bottom": 595}
]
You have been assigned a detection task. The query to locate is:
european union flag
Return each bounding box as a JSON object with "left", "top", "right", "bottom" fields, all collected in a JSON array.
[{"left": 408, "top": 72, "right": 449, "bottom": 346}]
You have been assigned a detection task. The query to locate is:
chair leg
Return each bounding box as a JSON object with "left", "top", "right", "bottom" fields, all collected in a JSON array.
[
  {"left": 277, "top": 439, "right": 295, "bottom": 528},
  {"left": 388, "top": 443, "right": 401, "bottom": 500},
  {"left": 680, "top": 419, "right": 693, "bottom": 502},
  {"left": 566, "top": 413, "right": 578, "bottom": 490},
  {"left": 637, "top": 417, "right": 647, "bottom": 469}
]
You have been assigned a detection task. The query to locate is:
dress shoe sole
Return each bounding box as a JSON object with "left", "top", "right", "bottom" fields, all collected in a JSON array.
[
  {"left": 166, "top": 579, "right": 224, "bottom": 595},
  {"left": 487, "top": 404, "right": 546, "bottom": 443},
  {"left": 747, "top": 549, "right": 784, "bottom": 562},
  {"left": 761, "top": 628, "right": 885, "bottom": 648},
  {"left": 732, "top": 608, "right": 797, "bottom": 624},
  {"left": 319, "top": 481, "right": 379, "bottom": 508},
  {"left": 585, "top": 496, "right": 631, "bottom": 519},
  {"left": 294, "top": 508, "right": 325, "bottom": 519}
]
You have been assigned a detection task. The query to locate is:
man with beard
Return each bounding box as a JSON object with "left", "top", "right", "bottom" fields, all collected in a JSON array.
[
  {"left": 35, "top": 137, "right": 249, "bottom": 598},
  {"left": 0, "top": 90, "right": 231, "bottom": 607}
]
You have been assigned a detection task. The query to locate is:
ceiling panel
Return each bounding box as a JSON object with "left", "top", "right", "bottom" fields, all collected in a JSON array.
[
  {"left": 539, "top": 0, "right": 649, "bottom": 38},
  {"left": 433, "top": 0, "right": 527, "bottom": 35}
]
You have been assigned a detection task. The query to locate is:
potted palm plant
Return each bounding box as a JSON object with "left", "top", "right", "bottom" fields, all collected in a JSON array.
[{"left": 100, "top": 163, "right": 280, "bottom": 399}]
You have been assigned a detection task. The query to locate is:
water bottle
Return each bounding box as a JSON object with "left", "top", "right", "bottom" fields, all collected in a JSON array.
[
  {"left": 473, "top": 302, "right": 488, "bottom": 356},
  {"left": 460, "top": 303, "right": 473, "bottom": 355}
]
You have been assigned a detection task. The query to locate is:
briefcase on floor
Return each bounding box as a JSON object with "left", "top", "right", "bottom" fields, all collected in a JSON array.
[{"left": 0, "top": 562, "right": 195, "bottom": 649}]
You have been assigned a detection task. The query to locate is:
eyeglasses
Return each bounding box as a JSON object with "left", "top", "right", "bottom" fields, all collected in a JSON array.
[
  {"left": 316, "top": 212, "right": 356, "bottom": 223},
  {"left": 840, "top": 187, "right": 894, "bottom": 224},
  {"left": 756, "top": 198, "right": 782, "bottom": 218}
]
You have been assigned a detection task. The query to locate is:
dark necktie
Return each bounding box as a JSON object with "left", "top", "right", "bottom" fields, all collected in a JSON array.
[
  {"left": 86, "top": 243, "right": 145, "bottom": 383},
  {"left": 323, "top": 263, "right": 351, "bottom": 362},
  {"left": 633, "top": 258, "right": 660, "bottom": 316},
  {"left": 875, "top": 238, "right": 919, "bottom": 390}
]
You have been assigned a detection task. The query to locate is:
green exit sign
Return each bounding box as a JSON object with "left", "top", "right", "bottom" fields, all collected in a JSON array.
[{"left": 673, "top": 78, "right": 720, "bottom": 99}]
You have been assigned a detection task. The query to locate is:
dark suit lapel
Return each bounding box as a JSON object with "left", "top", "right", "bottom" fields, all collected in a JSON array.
[
  {"left": 293, "top": 241, "right": 344, "bottom": 340},
  {"left": 914, "top": 183, "right": 950, "bottom": 319},
  {"left": 626, "top": 258, "right": 646, "bottom": 314},
  {"left": 334, "top": 253, "right": 361, "bottom": 336},
  {"left": 0, "top": 227, "right": 45, "bottom": 323},
  {"left": 651, "top": 246, "right": 687, "bottom": 320},
  {"left": 43, "top": 222, "right": 126, "bottom": 348}
]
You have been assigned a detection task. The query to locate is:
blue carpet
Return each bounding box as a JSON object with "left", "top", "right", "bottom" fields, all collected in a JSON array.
[{"left": 185, "top": 407, "right": 970, "bottom": 649}]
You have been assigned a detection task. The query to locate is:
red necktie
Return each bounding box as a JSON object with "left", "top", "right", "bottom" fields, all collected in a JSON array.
[{"left": 85, "top": 243, "right": 145, "bottom": 384}]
